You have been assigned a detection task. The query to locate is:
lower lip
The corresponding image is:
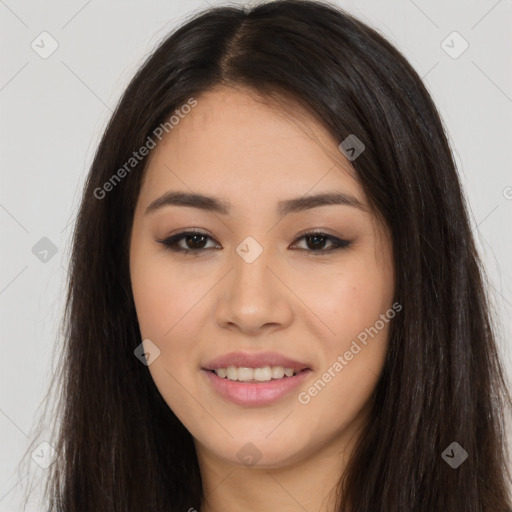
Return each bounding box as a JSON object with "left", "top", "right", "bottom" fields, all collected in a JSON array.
[{"left": 201, "top": 368, "right": 312, "bottom": 406}]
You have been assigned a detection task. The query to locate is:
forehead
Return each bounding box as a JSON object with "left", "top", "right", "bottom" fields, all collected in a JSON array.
[{"left": 139, "top": 86, "right": 365, "bottom": 211}]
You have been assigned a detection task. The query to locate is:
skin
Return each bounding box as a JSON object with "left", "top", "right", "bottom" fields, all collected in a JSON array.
[{"left": 129, "top": 85, "right": 395, "bottom": 512}]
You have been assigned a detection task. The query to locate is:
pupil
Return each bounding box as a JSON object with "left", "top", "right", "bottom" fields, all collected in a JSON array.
[
  {"left": 187, "top": 234, "right": 206, "bottom": 249},
  {"left": 307, "top": 234, "right": 326, "bottom": 250}
]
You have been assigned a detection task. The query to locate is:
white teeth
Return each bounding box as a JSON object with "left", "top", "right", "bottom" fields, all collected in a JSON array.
[
  {"left": 271, "top": 366, "right": 285, "bottom": 379},
  {"left": 252, "top": 366, "right": 271, "bottom": 381},
  {"left": 214, "top": 365, "right": 298, "bottom": 382},
  {"left": 226, "top": 366, "right": 238, "bottom": 380},
  {"left": 216, "top": 368, "right": 227, "bottom": 378},
  {"left": 237, "top": 367, "right": 254, "bottom": 381}
]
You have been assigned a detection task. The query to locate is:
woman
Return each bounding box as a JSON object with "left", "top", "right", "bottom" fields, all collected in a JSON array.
[{"left": 22, "top": 0, "right": 512, "bottom": 510}]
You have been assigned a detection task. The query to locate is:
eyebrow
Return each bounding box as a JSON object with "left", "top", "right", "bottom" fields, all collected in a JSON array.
[{"left": 144, "top": 190, "right": 368, "bottom": 216}]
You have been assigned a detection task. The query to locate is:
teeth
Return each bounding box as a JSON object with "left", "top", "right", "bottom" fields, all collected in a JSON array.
[
  {"left": 271, "top": 366, "right": 284, "bottom": 379},
  {"left": 216, "top": 368, "right": 227, "bottom": 378},
  {"left": 284, "top": 367, "right": 294, "bottom": 377},
  {"left": 214, "top": 365, "right": 298, "bottom": 382}
]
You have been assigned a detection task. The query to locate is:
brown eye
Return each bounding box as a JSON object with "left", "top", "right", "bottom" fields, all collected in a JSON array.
[
  {"left": 181, "top": 233, "right": 209, "bottom": 250},
  {"left": 158, "top": 231, "right": 219, "bottom": 254},
  {"left": 291, "top": 232, "right": 351, "bottom": 253}
]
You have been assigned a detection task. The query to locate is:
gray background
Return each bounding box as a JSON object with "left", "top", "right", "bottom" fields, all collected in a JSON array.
[{"left": 1, "top": 0, "right": 511, "bottom": 509}]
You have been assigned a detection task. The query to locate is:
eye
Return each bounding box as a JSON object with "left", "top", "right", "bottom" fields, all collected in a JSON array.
[
  {"left": 157, "top": 230, "right": 220, "bottom": 255},
  {"left": 157, "top": 230, "right": 351, "bottom": 255},
  {"left": 291, "top": 231, "right": 351, "bottom": 253}
]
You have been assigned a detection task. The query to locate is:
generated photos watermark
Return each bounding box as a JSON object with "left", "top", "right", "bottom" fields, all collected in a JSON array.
[
  {"left": 93, "top": 97, "right": 198, "bottom": 200},
  {"left": 298, "top": 301, "right": 402, "bottom": 405}
]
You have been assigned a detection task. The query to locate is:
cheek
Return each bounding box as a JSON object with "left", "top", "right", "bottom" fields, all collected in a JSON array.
[
  {"left": 297, "top": 297, "right": 391, "bottom": 442},
  {"left": 130, "top": 251, "right": 209, "bottom": 403},
  {"left": 294, "top": 257, "right": 392, "bottom": 413},
  {"left": 130, "top": 259, "right": 201, "bottom": 416},
  {"left": 294, "top": 255, "right": 392, "bottom": 344},
  {"left": 130, "top": 247, "right": 207, "bottom": 342}
]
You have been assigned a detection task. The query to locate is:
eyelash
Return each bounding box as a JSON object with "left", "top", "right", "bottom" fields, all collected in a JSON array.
[{"left": 157, "top": 229, "right": 351, "bottom": 256}]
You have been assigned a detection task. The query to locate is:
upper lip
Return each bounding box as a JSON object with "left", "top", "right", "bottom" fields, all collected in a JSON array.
[{"left": 203, "top": 351, "right": 311, "bottom": 372}]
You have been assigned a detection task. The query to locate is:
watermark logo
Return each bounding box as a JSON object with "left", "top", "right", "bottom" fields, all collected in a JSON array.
[
  {"left": 236, "top": 442, "right": 263, "bottom": 467},
  {"left": 32, "top": 237, "right": 58, "bottom": 263},
  {"left": 441, "top": 441, "right": 468, "bottom": 468},
  {"left": 134, "top": 338, "right": 161, "bottom": 366},
  {"left": 31, "top": 441, "right": 57, "bottom": 469},
  {"left": 441, "top": 31, "right": 469, "bottom": 59},
  {"left": 338, "top": 134, "right": 365, "bottom": 161},
  {"left": 236, "top": 236, "right": 263, "bottom": 264},
  {"left": 31, "top": 31, "right": 59, "bottom": 59}
]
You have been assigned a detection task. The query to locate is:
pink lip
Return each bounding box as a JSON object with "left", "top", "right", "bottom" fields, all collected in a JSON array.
[
  {"left": 202, "top": 368, "right": 312, "bottom": 406},
  {"left": 202, "top": 351, "right": 311, "bottom": 372}
]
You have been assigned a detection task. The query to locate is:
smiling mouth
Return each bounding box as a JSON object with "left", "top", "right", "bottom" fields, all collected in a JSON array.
[{"left": 202, "top": 366, "right": 312, "bottom": 406}]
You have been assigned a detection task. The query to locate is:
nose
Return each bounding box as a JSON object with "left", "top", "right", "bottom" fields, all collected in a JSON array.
[{"left": 214, "top": 240, "right": 294, "bottom": 336}]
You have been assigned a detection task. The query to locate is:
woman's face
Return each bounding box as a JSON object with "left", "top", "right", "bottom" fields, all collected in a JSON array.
[{"left": 129, "top": 86, "right": 395, "bottom": 469}]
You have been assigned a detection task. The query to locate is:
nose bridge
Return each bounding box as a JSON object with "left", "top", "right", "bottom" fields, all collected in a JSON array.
[
  {"left": 215, "top": 234, "right": 290, "bottom": 332},
  {"left": 231, "top": 234, "right": 274, "bottom": 298}
]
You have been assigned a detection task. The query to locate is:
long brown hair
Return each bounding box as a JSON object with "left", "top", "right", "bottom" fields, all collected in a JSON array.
[{"left": 20, "top": 1, "right": 512, "bottom": 510}]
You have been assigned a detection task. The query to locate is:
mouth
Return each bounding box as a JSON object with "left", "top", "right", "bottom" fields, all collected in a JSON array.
[
  {"left": 201, "top": 367, "right": 313, "bottom": 406},
  {"left": 201, "top": 351, "right": 312, "bottom": 405},
  {"left": 202, "top": 351, "right": 311, "bottom": 376}
]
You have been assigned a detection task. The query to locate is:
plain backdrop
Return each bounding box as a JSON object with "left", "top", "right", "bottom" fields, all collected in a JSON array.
[{"left": 1, "top": 0, "right": 511, "bottom": 510}]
